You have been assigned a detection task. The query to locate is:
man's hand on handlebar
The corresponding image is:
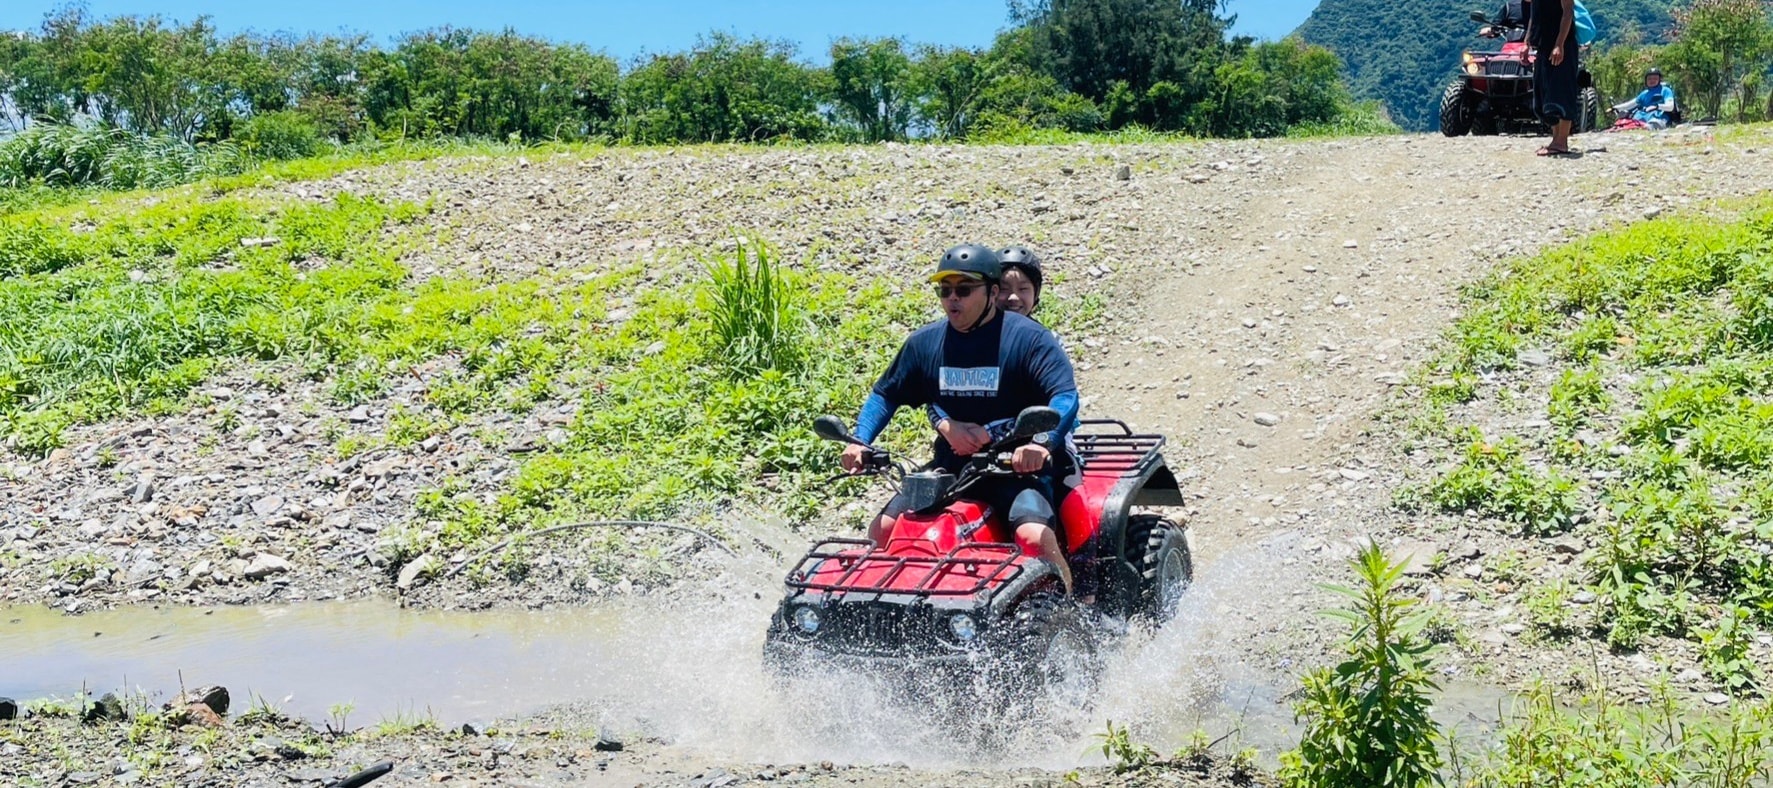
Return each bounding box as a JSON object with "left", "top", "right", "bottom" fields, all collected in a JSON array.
[
  {"left": 937, "top": 418, "right": 992, "bottom": 456},
  {"left": 1010, "top": 443, "right": 1051, "bottom": 474},
  {"left": 840, "top": 443, "right": 874, "bottom": 474}
]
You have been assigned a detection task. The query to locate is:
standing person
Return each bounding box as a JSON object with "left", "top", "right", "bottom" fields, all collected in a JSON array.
[
  {"left": 1526, "top": 0, "right": 1579, "bottom": 156},
  {"left": 842, "top": 244, "right": 1083, "bottom": 595}
]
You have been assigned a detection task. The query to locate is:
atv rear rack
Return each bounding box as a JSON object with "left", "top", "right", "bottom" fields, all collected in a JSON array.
[
  {"left": 1074, "top": 418, "right": 1167, "bottom": 478},
  {"left": 785, "top": 538, "right": 1026, "bottom": 598}
]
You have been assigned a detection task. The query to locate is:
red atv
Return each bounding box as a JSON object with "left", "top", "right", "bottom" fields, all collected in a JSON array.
[
  {"left": 1440, "top": 11, "right": 1601, "bottom": 136},
  {"left": 763, "top": 407, "right": 1192, "bottom": 702}
]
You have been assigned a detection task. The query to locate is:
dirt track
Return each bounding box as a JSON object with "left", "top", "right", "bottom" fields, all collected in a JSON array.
[{"left": 6, "top": 126, "right": 1773, "bottom": 785}]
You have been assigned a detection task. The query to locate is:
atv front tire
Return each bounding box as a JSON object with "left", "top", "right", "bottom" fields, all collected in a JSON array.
[
  {"left": 1126, "top": 514, "right": 1193, "bottom": 622},
  {"left": 1578, "top": 87, "right": 1601, "bottom": 133},
  {"left": 1440, "top": 83, "right": 1473, "bottom": 137},
  {"left": 1005, "top": 591, "right": 1102, "bottom": 710}
]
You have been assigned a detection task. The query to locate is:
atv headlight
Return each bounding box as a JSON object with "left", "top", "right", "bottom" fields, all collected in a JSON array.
[
  {"left": 1465, "top": 62, "right": 1482, "bottom": 75},
  {"left": 948, "top": 613, "right": 980, "bottom": 642},
  {"left": 792, "top": 606, "right": 822, "bottom": 635}
]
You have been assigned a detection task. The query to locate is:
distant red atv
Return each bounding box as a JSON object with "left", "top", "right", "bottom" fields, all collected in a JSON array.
[
  {"left": 1440, "top": 11, "right": 1601, "bottom": 136},
  {"left": 763, "top": 407, "right": 1192, "bottom": 701}
]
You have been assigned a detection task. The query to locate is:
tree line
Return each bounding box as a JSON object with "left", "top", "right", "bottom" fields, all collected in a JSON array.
[{"left": 0, "top": 0, "right": 1380, "bottom": 155}]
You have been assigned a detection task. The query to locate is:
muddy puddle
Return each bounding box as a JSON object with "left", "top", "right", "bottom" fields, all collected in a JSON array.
[{"left": 2, "top": 536, "right": 1509, "bottom": 769}]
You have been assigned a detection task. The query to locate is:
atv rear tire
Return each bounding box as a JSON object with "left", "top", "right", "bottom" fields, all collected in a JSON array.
[
  {"left": 1578, "top": 87, "right": 1601, "bottom": 133},
  {"left": 1125, "top": 514, "right": 1193, "bottom": 622},
  {"left": 1440, "top": 83, "right": 1472, "bottom": 137}
]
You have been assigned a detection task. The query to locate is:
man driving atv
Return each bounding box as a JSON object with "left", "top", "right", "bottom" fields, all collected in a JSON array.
[
  {"left": 842, "top": 244, "right": 1083, "bottom": 595},
  {"left": 1480, "top": 0, "right": 1530, "bottom": 42}
]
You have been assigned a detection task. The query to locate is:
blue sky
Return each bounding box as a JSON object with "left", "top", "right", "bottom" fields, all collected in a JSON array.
[{"left": 0, "top": 1, "right": 1322, "bottom": 62}]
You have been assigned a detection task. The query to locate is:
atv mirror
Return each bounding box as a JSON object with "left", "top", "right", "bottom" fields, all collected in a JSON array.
[
  {"left": 1470, "top": 10, "right": 1489, "bottom": 23},
  {"left": 812, "top": 415, "right": 859, "bottom": 444},
  {"left": 1009, "top": 406, "right": 1062, "bottom": 439}
]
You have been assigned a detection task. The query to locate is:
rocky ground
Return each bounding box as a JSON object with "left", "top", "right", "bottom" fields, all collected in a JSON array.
[
  {"left": 6, "top": 126, "right": 1773, "bottom": 784},
  {"left": 1, "top": 699, "right": 1272, "bottom": 788}
]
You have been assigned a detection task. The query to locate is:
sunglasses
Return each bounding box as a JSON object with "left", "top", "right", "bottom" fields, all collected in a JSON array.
[{"left": 936, "top": 283, "right": 983, "bottom": 299}]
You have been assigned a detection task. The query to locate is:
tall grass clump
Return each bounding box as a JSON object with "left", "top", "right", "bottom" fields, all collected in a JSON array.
[
  {"left": 702, "top": 237, "right": 807, "bottom": 378},
  {"left": 0, "top": 123, "right": 249, "bottom": 189},
  {"left": 1281, "top": 543, "right": 1444, "bottom": 788}
]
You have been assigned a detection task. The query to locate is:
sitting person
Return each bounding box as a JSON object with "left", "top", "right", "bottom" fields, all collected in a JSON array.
[
  {"left": 927, "top": 245, "right": 1095, "bottom": 601},
  {"left": 1630, "top": 68, "right": 1676, "bottom": 129},
  {"left": 1481, "top": 0, "right": 1531, "bottom": 42},
  {"left": 845, "top": 244, "right": 1083, "bottom": 596}
]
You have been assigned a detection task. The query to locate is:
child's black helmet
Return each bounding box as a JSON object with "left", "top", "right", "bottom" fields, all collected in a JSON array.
[{"left": 997, "top": 246, "right": 1045, "bottom": 292}]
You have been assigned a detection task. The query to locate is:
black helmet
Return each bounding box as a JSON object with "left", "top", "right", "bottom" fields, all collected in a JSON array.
[
  {"left": 1646, "top": 67, "right": 1662, "bottom": 78},
  {"left": 930, "top": 244, "right": 1001, "bottom": 284},
  {"left": 997, "top": 246, "right": 1045, "bottom": 292}
]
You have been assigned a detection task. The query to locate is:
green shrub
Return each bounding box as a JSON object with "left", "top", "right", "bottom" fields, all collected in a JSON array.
[
  {"left": 1425, "top": 434, "right": 1580, "bottom": 535},
  {"left": 1547, "top": 368, "right": 1609, "bottom": 431},
  {"left": 1281, "top": 544, "right": 1443, "bottom": 788},
  {"left": 235, "top": 110, "right": 326, "bottom": 161}
]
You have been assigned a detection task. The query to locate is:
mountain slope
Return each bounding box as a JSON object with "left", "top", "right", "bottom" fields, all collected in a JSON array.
[{"left": 1297, "top": 0, "right": 1677, "bottom": 131}]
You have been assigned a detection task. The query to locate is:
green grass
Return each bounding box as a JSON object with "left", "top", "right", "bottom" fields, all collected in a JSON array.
[
  {"left": 1403, "top": 198, "right": 1773, "bottom": 685},
  {"left": 1463, "top": 678, "right": 1773, "bottom": 787}
]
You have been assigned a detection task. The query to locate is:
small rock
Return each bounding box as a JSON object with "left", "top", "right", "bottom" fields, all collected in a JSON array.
[
  {"left": 1338, "top": 468, "right": 1369, "bottom": 481},
  {"left": 243, "top": 553, "right": 290, "bottom": 580},
  {"left": 0, "top": 697, "right": 16, "bottom": 720},
  {"left": 1241, "top": 317, "right": 1258, "bottom": 328},
  {"left": 1675, "top": 669, "right": 1704, "bottom": 683},
  {"left": 397, "top": 554, "right": 441, "bottom": 590},
  {"left": 128, "top": 476, "right": 155, "bottom": 504},
  {"left": 82, "top": 693, "right": 127, "bottom": 724},
  {"left": 1518, "top": 348, "right": 1553, "bottom": 367},
  {"left": 1453, "top": 542, "right": 1482, "bottom": 560},
  {"left": 251, "top": 495, "right": 284, "bottom": 517},
  {"left": 1113, "top": 163, "right": 1131, "bottom": 181},
  {"left": 1395, "top": 542, "right": 1440, "bottom": 576},
  {"left": 420, "top": 436, "right": 442, "bottom": 453},
  {"left": 643, "top": 341, "right": 667, "bottom": 355},
  {"left": 1463, "top": 563, "right": 1484, "bottom": 579},
  {"left": 67, "top": 772, "right": 102, "bottom": 785},
  {"left": 1548, "top": 537, "right": 1584, "bottom": 555},
  {"left": 1501, "top": 623, "right": 1526, "bottom": 635},
  {"left": 240, "top": 236, "right": 281, "bottom": 248},
  {"left": 1704, "top": 692, "right": 1729, "bottom": 706},
  {"left": 460, "top": 722, "right": 480, "bottom": 736},
  {"left": 172, "top": 685, "right": 230, "bottom": 716},
  {"left": 1253, "top": 412, "right": 1282, "bottom": 427},
  {"left": 1342, "top": 239, "right": 1358, "bottom": 248},
  {"left": 595, "top": 734, "right": 624, "bottom": 752},
  {"left": 1643, "top": 206, "right": 1662, "bottom": 220},
  {"left": 1572, "top": 590, "right": 1597, "bottom": 604},
  {"left": 346, "top": 406, "right": 371, "bottom": 423},
  {"left": 1332, "top": 295, "right": 1350, "bottom": 307},
  {"left": 170, "top": 703, "right": 224, "bottom": 728}
]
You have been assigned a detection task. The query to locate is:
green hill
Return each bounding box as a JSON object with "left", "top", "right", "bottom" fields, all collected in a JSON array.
[{"left": 1296, "top": 0, "right": 1676, "bottom": 131}]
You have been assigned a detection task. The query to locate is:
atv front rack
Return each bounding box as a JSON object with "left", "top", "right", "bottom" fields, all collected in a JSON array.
[{"left": 785, "top": 538, "right": 1026, "bottom": 599}]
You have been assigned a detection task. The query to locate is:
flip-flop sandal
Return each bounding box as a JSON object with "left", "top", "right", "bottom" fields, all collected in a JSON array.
[{"left": 1537, "top": 146, "right": 1576, "bottom": 157}]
